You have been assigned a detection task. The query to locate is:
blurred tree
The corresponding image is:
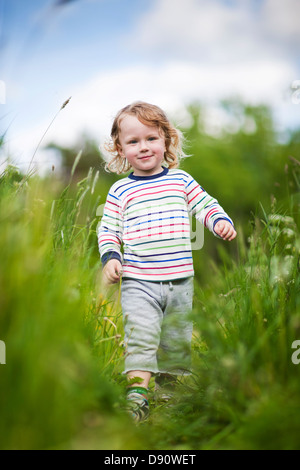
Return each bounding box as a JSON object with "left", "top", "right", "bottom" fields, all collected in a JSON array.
[
  {"left": 180, "top": 99, "right": 297, "bottom": 226},
  {"left": 47, "top": 135, "right": 111, "bottom": 182}
]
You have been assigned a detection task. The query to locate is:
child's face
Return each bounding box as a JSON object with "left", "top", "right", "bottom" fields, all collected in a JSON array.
[{"left": 117, "top": 115, "right": 166, "bottom": 176}]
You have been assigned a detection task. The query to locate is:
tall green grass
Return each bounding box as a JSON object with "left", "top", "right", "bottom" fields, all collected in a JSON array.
[
  {"left": 0, "top": 161, "right": 300, "bottom": 450},
  {"left": 0, "top": 165, "right": 141, "bottom": 449},
  {"left": 146, "top": 204, "right": 300, "bottom": 450}
]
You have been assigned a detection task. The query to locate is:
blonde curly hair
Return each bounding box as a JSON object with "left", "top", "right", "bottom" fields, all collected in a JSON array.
[{"left": 104, "top": 101, "right": 185, "bottom": 174}]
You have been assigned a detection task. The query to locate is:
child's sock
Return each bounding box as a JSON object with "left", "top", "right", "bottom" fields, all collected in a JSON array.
[
  {"left": 127, "top": 386, "right": 148, "bottom": 399},
  {"left": 126, "top": 387, "right": 149, "bottom": 423}
]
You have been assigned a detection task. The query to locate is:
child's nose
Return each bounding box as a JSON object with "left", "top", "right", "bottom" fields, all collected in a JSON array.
[{"left": 140, "top": 140, "right": 149, "bottom": 152}]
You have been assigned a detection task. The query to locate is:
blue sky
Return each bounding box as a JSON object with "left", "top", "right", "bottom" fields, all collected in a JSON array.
[{"left": 1, "top": 0, "right": 300, "bottom": 173}]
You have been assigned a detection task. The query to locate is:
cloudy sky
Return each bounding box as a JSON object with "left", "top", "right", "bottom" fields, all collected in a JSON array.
[{"left": 1, "top": 0, "right": 300, "bottom": 172}]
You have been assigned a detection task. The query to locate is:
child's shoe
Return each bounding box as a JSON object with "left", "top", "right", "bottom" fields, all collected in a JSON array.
[{"left": 126, "top": 387, "right": 149, "bottom": 423}]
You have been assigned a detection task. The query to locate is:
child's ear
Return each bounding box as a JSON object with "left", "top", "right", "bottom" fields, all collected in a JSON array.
[{"left": 117, "top": 144, "right": 125, "bottom": 158}]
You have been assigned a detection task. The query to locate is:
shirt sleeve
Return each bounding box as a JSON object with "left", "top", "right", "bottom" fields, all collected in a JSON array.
[
  {"left": 185, "top": 173, "right": 234, "bottom": 237},
  {"left": 97, "top": 188, "right": 123, "bottom": 265}
]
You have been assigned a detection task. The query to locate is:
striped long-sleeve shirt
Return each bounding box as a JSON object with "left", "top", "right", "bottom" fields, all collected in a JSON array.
[{"left": 97, "top": 167, "right": 233, "bottom": 281}]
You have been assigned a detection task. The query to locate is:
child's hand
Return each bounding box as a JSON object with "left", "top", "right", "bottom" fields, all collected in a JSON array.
[
  {"left": 214, "top": 220, "right": 237, "bottom": 241},
  {"left": 103, "top": 259, "right": 123, "bottom": 284}
]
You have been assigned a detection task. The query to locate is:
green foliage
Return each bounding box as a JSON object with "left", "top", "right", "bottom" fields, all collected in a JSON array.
[
  {"left": 1, "top": 101, "right": 300, "bottom": 449},
  {"left": 177, "top": 100, "right": 300, "bottom": 285},
  {"left": 144, "top": 203, "right": 300, "bottom": 450},
  {"left": 0, "top": 166, "right": 141, "bottom": 450},
  {"left": 181, "top": 100, "right": 298, "bottom": 222}
]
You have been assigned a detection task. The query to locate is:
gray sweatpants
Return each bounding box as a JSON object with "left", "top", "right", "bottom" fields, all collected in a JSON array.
[{"left": 121, "top": 277, "right": 194, "bottom": 375}]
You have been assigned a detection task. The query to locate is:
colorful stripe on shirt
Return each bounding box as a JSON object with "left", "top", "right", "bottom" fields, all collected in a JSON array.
[{"left": 97, "top": 167, "right": 233, "bottom": 281}]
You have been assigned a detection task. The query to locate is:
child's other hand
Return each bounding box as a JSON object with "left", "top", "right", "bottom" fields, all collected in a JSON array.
[
  {"left": 214, "top": 220, "right": 237, "bottom": 241},
  {"left": 103, "top": 259, "right": 123, "bottom": 284}
]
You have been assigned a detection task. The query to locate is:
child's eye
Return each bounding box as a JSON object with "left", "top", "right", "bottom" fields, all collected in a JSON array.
[
  {"left": 148, "top": 136, "right": 157, "bottom": 141},
  {"left": 128, "top": 139, "right": 137, "bottom": 144}
]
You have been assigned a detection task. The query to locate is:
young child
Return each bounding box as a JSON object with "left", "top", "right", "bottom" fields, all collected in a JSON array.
[{"left": 97, "top": 101, "right": 237, "bottom": 422}]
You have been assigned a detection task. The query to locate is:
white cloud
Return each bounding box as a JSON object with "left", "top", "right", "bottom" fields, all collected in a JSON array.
[
  {"left": 262, "top": 0, "right": 300, "bottom": 41},
  {"left": 6, "top": 55, "right": 296, "bottom": 173},
  {"left": 129, "top": 0, "right": 299, "bottom": 64},
  {"left": 2, "top": 0, "right": 299, "bottom": 173},
  {"left": 128, "top": 0, "right": 251, "bottom": 61}
]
